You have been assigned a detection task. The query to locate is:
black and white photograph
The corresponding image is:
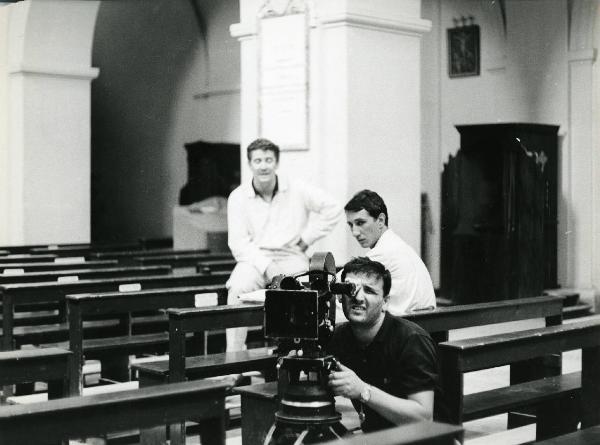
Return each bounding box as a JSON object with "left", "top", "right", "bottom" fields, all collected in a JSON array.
[{"left": 0, "top": 0, "right": 599, "bottom": 444}]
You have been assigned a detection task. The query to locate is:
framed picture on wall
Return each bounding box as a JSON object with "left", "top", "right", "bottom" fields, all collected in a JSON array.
[{"left": 447, "top": 25, "right": 480, "bottom": 78}]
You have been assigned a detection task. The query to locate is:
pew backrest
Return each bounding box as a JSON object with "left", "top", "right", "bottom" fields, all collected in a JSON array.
[
  {"left": 403, "top": 295, "right": 564, "bottom": 342},
  {"left": 0, "top": 379, "right": 228, "bottom": 445},
  {"left": 1, "top": 272, "right": 230, "bottom": 351},
  {"left": 134, "top": 252, "right": 233, "bottom": 267},
  {"left": 0, "top": 265, "right": 172, "bottom": 285},
  {"left": 66, "top": 284, "right": 228, "bottom": 395},
  {"left": 0, "top": 259, "right": 118, "bottom": 273}
]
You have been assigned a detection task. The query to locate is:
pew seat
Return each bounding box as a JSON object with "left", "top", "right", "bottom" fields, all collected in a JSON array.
[
  {"left": 0, "top": 347, "right": 71, "bottom": 400},
  {"left": 463, "top": 371, "right": 581, "bottom": 422},
  {"left": 0, "top": 379, "right": 228, "bottom": 445},
  {"left": 136, "top": 346, "right": 277, "bottom": 385},
  {"left": 534, "top": 425, "right": 600, "bottom": 444}
]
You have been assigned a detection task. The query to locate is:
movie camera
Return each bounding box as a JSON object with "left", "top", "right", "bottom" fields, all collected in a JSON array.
[{"left": 262, "top": 252, "right": 355, "bottom": 444}]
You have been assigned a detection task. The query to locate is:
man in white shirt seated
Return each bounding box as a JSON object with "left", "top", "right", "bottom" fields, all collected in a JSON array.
[
  {"left": 226, "top": 138, "right": 343, "bottom": 351},
  {"left": 344, "top": 189, "right": 436, "bottom": 315}
]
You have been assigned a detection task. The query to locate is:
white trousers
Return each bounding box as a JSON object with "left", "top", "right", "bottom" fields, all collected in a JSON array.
[{"left": 225, "top": 254, "right": 309, "bottom": 351}]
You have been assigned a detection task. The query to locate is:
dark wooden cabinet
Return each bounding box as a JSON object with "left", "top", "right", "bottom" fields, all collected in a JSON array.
[
  {"left": 179, "top": 140, "right": 240, "bottom": 205},
  {"left": 441, "top": 123, "right": 558, "bottom": 304}
]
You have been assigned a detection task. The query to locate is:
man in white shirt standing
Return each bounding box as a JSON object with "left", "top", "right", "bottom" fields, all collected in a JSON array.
[
  {"left": 226, "top": 138, "right": 343, "bottom": 351},
  {"left": 344, "top": 190, "right": 436, "bottom": 315}
]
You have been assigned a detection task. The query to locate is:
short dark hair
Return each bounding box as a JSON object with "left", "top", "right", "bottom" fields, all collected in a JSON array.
[
  {"left": 246, "top": 138, "right": 280, "bottom": 162},
  {"left": 344, "top": 189, "right": 388, "bottom": 225},
  {"left": 341, "top": 256, "right": 391, "bottom": 297}
]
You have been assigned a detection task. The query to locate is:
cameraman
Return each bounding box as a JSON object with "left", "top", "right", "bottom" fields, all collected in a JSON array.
[{"left": 327, "top": 257, "right": 443, "bottom": 432}]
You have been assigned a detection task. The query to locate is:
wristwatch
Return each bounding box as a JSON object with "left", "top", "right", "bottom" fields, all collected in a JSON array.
[{"left": 359, "top": 384, "right": 371, "bottom": 403}]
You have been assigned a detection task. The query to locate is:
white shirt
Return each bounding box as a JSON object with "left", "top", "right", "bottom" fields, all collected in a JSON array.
[
  {"left": 227, "top": 175, "right": 343, "bottom": 274},
  {"left": 367, "top": 229, "right": 436, "bottom": 315}
]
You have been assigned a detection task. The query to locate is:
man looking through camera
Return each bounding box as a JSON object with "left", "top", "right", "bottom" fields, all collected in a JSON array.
[{"left": 327, "top": 257, "right": 443, "bottom": 432}]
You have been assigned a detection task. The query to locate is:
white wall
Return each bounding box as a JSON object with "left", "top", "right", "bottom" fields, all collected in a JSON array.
[
  {"left": 421, "top": 0, "right": 570, "bottom": 286},
  {"left": 0, "top": 6, "right": 9, "bottom": 242},
  {"left": 91, "top": 0, "right": 240, "bottom": 242},
  {"left": 0, "top": 0, "right": 99, "bottom": 245},
  {"left": 234, "top": 0, "right": 430, "bottom": 264}
]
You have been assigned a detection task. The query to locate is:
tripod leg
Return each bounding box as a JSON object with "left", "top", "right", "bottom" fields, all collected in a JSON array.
[{"left": 292, "top": 429, "right": 309, "bottom": 445}]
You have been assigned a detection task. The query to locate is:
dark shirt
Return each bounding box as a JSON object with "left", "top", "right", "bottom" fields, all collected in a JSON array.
[{"left": 327, "top": 313, "right": 444, "bottom": 432}]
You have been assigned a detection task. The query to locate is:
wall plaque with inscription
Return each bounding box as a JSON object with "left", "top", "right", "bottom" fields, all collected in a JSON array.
[{"left": 258, "top": 2, "right": 309, "bottom": 150}]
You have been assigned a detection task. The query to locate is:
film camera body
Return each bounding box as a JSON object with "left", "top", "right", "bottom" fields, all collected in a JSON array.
[{"left": 263, "top": 252, "right": 356, "bottom": 445}]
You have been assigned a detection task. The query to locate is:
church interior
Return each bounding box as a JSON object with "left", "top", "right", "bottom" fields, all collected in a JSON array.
[{"left": 0, "top": 0, "right": 599, "bottom": 444}]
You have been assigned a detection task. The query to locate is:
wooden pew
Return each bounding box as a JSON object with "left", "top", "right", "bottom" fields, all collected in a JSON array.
[
  {"left": 27, "top": 240, "right": 163, "bottom": 256},
  {"left": 439, "top": 317, "right": 600, "bottom": 441},
  {"left": 325, "top": 421, "right": 464, "bottom": 445},
  {"left": 229, "top": 295, "right": 565, "bottom": 445},
  {"left": 0, "top": 254, "right": 58, "bottom": 264},
  {"left": 1, "top": 272, "right": 230, "bottom": 352},
  {"left": 141, "top": 295, "right": 563, "bottom": 386},
  {"left": 1, "top": 241, "right": 143, "bottom": 256},
  {"left": 134, "top": 303, "right": 275, "bottom": 445},
  {"left": 403, "top": 294, "right": 564, "bottom": 342},
  {"left": 0, "top": 259, "right": 118, "bottom": 273},
  {"left": 65, "top": 284, "right": 228, "bottom": 395},
  {"left": 0, "top": 379, "right": 228, "bottom": 445},
  {"left": 0, "top": 265, "right": 171, "bottom": 327},
  {"left": 135, "top": 252, "right": 234, "bottom": 268},
  {"left": 133, "top": 304, "right": 276, "bottom": 389},
  {"left": 90, "top": 248, "right": 213, "bottom": 266},
  {"left": 0, "top": 347, "right": 71, "bottom": 400},
  {"left": 197, "top": 258, "right": 237, "bottom": 274},
  {"left": 0, "top": 264, "right": 171, "bottom": 285},
  {"left": 534, "top": 425, "right": 600, "bottom": 444}
]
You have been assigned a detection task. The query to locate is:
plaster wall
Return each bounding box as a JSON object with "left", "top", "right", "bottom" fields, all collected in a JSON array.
[
  {"left": 421, "top": 0, "right": 569, "bottom": 286},
  {"left": 91, "top": 0, "right": 240, "bottom": 242},
  {"left": 0, "top": 0, "right": 98, "bottom": 245},
  {"left": 235, "top": 0, "right": 429, "bottom": 263}
]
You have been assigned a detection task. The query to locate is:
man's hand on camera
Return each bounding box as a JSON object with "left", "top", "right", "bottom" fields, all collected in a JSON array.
[{"left": 328, "top": 362, "right": 365, "bottom": 400}]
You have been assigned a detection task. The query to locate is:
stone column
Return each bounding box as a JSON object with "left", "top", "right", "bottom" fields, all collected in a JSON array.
[
  {"left": 565, "top": 1, "right": 600, "bottom": 308},
  {"left": 0, "top": 0, "right": 99, "bottom": 244},
  {"left": 232, "top": 0, "right": 430, "bottom": 262}
]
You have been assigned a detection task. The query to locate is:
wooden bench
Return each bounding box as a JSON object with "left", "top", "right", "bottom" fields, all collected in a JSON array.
[
  {"left": 197, "top": 258, "right": 237, "bottom": 274},
  {"left": 1, "top": 272, "right": 230, "bottom": 351},
  {"left": 66, "top": 284, "right": 228, "bottom": 395},
  {"left": 0, "top": 254, "right": 58, "bottom": 264},
  {"left": 28, "top": 240, "right": 158, "bottom": 257},
  {"left": 326, "top": 421, "right": 463, "bottom": 445},
  {"left": 0, "top": 264, "right": 171, "bottom": 285},
  {"left": 0, "top": 259, "right": 118, "bottom": 273},
  {"left": 134, "top": 304, "right": 276, "bottom": 387},
  {"left": 134, "top": 303, "right": 275, "bottom": 445},
  {"left": 0, "top": 347, "right": 71, "bottom": 400},
  {"left": 533, "top": 425, "right": 600, "bottom": 444},
  {"left": 0, "top": 379, "right": 228, "bottom": 445},
  {"left": 0, "top": 265, "right": 172, "bottom": 326},
  {"left": 228, "top": 295, "right": 565, "bottom": 445},
  {"left": 1, "top": 240, "right": 149, "bottom": 255},
  {"left": 90, "top": 247, "right": 213, "bottom": 265},
  {"left": 134, "top": 252, "right": 234, "bottom": 267},
  {"left": 439, "top": 317, "right": 600, "bottom": 441}
]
